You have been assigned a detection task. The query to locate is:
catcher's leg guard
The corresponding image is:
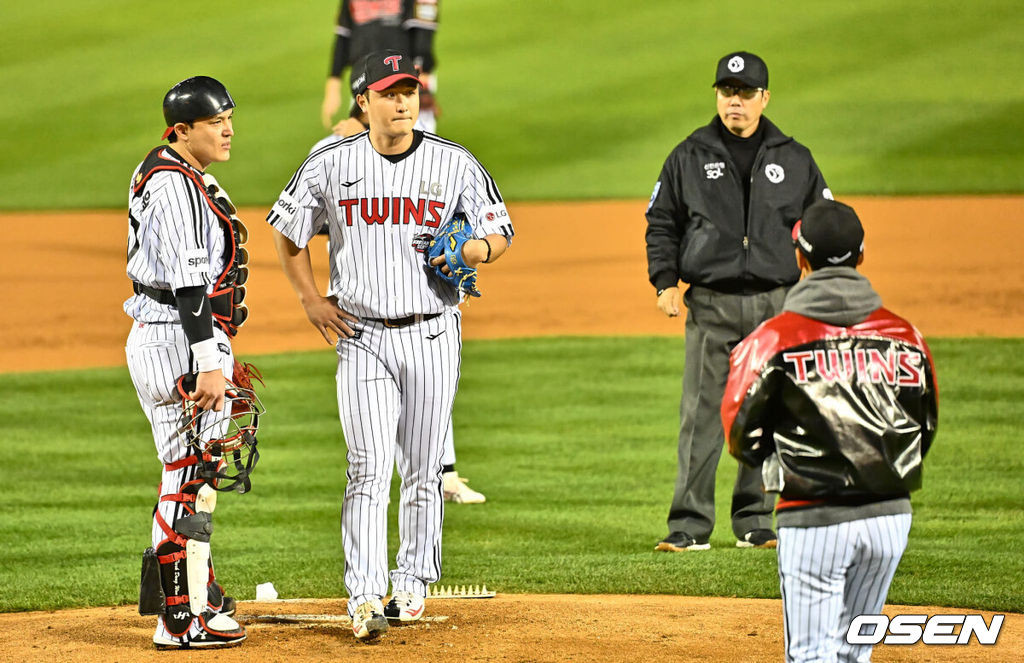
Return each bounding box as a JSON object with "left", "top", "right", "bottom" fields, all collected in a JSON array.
[{"left": 151, "top": 476, "right": 245, "bottom": 648}]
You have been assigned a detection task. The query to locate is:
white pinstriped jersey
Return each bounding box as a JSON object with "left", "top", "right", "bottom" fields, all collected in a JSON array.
[
  {"left": 267, "top": 130, "right": 513, "bottom": 319},
  {"left": 124, "top": 148, "right": 227, "bottom": 323}
]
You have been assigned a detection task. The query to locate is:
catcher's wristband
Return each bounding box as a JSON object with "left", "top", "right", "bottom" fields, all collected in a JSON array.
[{"left": 191, "top": 338, "right": 221, "bottom": 373}]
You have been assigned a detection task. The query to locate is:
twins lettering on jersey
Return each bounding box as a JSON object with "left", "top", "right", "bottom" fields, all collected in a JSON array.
[
  {"left": 783, "top": 348, "right": 924, "bottom": 386},
  {"left": 338, "top": 197, "right": 445, "bottom": 227}
]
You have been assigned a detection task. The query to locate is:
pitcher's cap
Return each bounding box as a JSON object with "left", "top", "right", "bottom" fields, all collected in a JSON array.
[{"left": 352, "top": 50, "right": 421, "bottom": 96}]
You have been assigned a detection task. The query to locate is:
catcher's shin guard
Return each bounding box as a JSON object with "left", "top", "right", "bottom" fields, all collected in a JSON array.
[{"left": 151, "top": 478, "right": 231, "bottom": 637}]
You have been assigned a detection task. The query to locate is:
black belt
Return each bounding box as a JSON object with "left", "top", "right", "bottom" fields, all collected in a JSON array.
[
  {"left": 365, "top": 312, "right": 442, "bottom": 328},
  {"left": 133, "top": 282, "right": 176, "bottom": 307},
  {"left": 700, "top": 279, "right": 793, "bottom": 295}
]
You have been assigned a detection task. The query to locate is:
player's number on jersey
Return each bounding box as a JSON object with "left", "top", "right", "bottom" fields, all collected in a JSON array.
[
  {"left": 127, "top": 191, "right": 150, "bottom": 263},
  {"left": 127, "top": 212, "right": 142, "bottom": 263}
]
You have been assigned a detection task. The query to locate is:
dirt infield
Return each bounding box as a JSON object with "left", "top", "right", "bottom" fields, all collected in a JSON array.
[
  {"left": 1, "top": 197, "right": 1022, "bottom": 373},
  {"left": 1, "top": 197, "right": 1021, "bottom": 661},
  {"left": 2, "top": 597, "right": 1019, "bottom": 663}
]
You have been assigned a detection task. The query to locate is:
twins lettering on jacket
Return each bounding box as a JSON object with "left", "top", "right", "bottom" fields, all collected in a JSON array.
[
  {"left": 782, "top": 348, "right": 924, "bottom": 387},
  {"left": 337, "top": 197, "right": 446, "bottom": 228}
]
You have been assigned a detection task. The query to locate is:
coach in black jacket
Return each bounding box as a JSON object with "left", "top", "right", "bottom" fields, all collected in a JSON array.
[
  {"left": 722, "top": 199, "right": 938, "bottom": 662},
  {"left": 646, "top": 51, "right": 832, "bottom": 552}
]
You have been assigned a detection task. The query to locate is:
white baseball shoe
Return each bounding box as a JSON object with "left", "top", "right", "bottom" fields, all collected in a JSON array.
[
  {"left": 351, "top": 598, "right": 389, "bottom": 641},
  {"left": 384, "top": 590, "right": 426, "bottom": 622},
  {"left": 443, "top": 471, "right": 486, "bottom": 504},
  {"left": 153, "top": 611, "right": 247, "bottom": 649}
]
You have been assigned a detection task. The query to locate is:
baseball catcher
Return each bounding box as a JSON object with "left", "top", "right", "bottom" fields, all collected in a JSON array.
[{"left": 126, "top": 75, "right": 265, "bottom": 649}]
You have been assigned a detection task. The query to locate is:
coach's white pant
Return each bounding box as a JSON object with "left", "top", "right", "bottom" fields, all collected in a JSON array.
[
  {"left": 778, "top": 513, "right": 912, "bottom": 663},
  {"left": 337, "top": 310, "right": 460, "bottom": 615}
]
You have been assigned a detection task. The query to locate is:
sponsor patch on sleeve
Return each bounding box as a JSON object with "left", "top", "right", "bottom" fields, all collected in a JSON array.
[
  {"left": 273, "top": 191, "right": 302, "bottom": 222},
  {"left": 184, "top": 249, "right": 210, "bottom": 275},
  {"left": 476, "top": 204, "right": 511, "bottom": 237}
]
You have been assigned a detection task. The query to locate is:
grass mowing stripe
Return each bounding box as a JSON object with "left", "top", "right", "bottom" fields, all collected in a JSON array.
[
  {"left": 0, "top": 337, "right": 1020, "bottom": 612},
  {"left": 2, "top": 1, "right": 1023, "bottom": 208}
]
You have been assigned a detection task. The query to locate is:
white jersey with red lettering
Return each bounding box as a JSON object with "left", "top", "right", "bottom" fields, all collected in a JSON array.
[
  {"left": 266, "top": 128, "right": 512, "bottom": 617},
  {"left": 268, "top": 130, "right": 512, "bottom": 318}
]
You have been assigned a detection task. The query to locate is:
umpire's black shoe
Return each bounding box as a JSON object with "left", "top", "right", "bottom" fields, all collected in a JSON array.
[
  {"left": 736, "top": 529, "right": 778, "bottom": 549},
  {"left": 655, "top": 532, "right": 711, "bottom": 552}
]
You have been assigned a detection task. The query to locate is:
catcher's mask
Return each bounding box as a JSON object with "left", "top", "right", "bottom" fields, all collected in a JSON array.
[{"left": 176, "top": 374, "right": 264, "bottom": 494}]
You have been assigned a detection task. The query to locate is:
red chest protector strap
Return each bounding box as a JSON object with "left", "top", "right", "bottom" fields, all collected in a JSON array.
[{"left": 132, "top": 146, "right": 250, "bottom": 337}]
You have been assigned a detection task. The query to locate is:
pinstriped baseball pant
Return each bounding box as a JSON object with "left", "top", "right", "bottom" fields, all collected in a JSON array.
[
  {"left": 778, "top": 513, "right": 912, "bottom": 663},
  {"left": 337, "top": 309, "right": 461, "bottom": 615},
  {"left": 125, "top": 322, "right": 235, "bottom": 549}
]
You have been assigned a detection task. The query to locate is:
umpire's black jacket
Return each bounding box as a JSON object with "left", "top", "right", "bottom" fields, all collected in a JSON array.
[{"left": 646, "top": 116, "right": 830, "bottom": 293}]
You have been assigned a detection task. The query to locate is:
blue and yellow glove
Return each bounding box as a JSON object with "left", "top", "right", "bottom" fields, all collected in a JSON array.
[{"left": 427, "top": 213, "right": 481, "bottom": 297}]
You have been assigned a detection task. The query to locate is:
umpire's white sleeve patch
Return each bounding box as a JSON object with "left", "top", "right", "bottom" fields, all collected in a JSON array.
[
  {"left": 647, "top": 181, "right": 662, "bottom": 212},
  {"left": 183, "top": 248, "right": 210, "bottom": 275},
  {"left": 272, "top": 191, "right": 302, "bottom": 222}
]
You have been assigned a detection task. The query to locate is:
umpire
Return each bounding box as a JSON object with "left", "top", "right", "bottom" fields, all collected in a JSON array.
[{"left": 646, "top": 51, "right": 832, "bottom": 551}]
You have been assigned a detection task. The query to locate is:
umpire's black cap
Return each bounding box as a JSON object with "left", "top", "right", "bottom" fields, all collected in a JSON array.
[
  {"left": 713, "top": 51, "right": 769, "bottom": 89},
  {"left": 352, "top": 50, "right": 421, "bottom": 96},
  {"left": 793, "top": 200, "right": 865, "bottom": 269},
  {"left": 162, "top": 76, "right": 235, "bottom": 140}
]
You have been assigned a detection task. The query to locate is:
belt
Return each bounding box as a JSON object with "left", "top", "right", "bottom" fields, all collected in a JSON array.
[
  {"left": 133, "top": 282, "right": 176, "bottom": 307},
  {"left": 365, "top": 312, "right": 442, "bottom": 328}
]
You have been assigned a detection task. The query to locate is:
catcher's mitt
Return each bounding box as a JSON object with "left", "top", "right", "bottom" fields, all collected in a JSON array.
[{"left": 427, "top": 213, "right": 481, "bottom": 297}]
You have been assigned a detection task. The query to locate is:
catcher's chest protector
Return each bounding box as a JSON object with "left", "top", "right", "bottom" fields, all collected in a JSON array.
[{"left": 132, "top": 147, "right": 250, "bottom": 336}]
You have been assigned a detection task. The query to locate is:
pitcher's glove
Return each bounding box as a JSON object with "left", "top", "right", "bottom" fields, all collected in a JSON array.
[{"left": 426, "top": 213, "right": 481, "bottom": 297}]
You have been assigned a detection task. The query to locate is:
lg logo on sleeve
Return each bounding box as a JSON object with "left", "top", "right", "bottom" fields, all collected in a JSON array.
[{"left": 847, "top": 613, "right": 1005, "bottom": 645}]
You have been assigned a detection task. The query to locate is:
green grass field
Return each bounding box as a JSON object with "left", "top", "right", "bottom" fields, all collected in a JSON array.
[
  {"left": 1, "top": 337, "right": 1021, "bottom": 614},
  {"left": 1, "top": 0, "right": 1022, "bottom": 209}
]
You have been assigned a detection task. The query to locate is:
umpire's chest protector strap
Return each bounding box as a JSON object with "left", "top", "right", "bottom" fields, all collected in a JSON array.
[{"left": 133, "top": 147, "right": 249, "bottom": 337}]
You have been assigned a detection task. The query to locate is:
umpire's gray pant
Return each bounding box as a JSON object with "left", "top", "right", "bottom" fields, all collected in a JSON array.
[{"left": 666, "top": 284, "right": 789, "bottom": 540}]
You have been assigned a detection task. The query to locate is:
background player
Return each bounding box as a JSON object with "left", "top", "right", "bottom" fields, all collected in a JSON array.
[
  {"left": 646, "top": 51, "right": 832, "bottom": 552},
  {"left": 268, "top": 50, "right": 513, "bottom": 641},
  {"left": 125, "top": 76, "right": 254, "bottom": 649},
  {"left": 722, "top": 199, "right": 938, "bottom": 662},
  {"left": 321, "top": 0, "right": 440, "bottom": 134}
]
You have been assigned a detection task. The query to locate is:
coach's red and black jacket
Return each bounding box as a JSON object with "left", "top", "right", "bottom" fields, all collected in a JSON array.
[{"left": 721, "top": 268, "right": 938, "bottom": 516}]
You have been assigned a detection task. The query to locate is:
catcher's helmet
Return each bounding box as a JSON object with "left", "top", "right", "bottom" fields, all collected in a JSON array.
[{"left": 162, "top": 76, "right": 235, "bottom": 139}]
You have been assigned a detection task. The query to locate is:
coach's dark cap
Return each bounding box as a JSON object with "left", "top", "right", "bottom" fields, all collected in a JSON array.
[
  {"left": 792, "top": 199, "right": 865, "bottom": 269},
  {"left": 352, "top": 50, "right": 421, "bottom": 96},
  {"left": 713, "top": 51, "right": 769, "bottom": 89}
]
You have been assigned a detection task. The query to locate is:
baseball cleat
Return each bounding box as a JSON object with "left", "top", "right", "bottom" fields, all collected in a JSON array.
[
  {"left": 384, "top": 590, "right": 426, "bottom": 622},
  {"left": 153, "top": 611, "right": 247, "bottom": 649},
  {"left": 736, "top": 529, "right": 778, "bottom": 548},
  {"left": 655, "top": 532, "right": 711, "bottom": 552},
  {"left": 351, "top": 598, "right": 389, "bottom": 641},
  {"left": 443, "top": 471, "right": 486, "bottom": 504}
]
